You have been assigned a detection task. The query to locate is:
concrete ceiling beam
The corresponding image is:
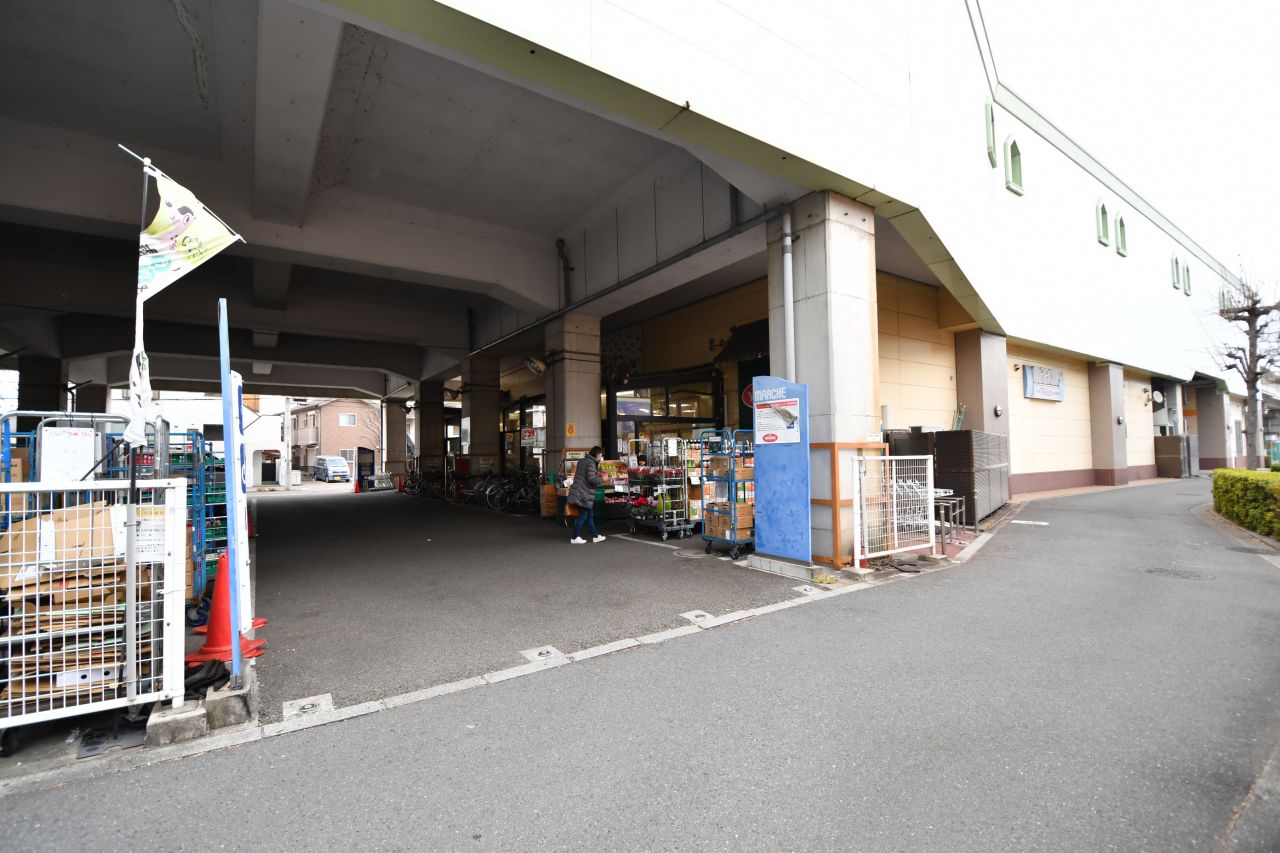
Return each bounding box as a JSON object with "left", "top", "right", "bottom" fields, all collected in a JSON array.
[
  {"left": 253, "top": 0, "right": 344, "bottom": 225},
  {"left": 59, "top": 314, "right": 424, "bottom": 379},
  {"left": 0, "top": 118, "right": 559, "bottom": 312},
  {"left": 107, "top": 353, "right": 390, "bottom": 399},
  {"left": 253, "top": 258, "right": 293, "bottom": 310},
  {"left": 0, "top": 241, "right": 469, "bottom": 349}
]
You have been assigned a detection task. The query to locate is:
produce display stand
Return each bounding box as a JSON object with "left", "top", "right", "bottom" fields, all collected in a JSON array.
[
  {"left": 626, "top": 439, "right": 694, "bottom": 541},
  {"left": 700, "top": 430, "right": 755, "bottom": 559}
]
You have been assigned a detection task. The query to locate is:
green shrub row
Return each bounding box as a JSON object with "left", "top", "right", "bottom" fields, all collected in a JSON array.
[{"left": 1212, "top": 469, "right": 1280, "bottom": 537}]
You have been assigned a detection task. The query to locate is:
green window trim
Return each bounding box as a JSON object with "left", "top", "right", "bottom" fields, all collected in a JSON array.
[
  {"left": 985, "top": 100, "right": 997, "bottom": 167},
  {"left": 1004, "top": 136, "right": 1023, "bottom": 195},
  {"left": 1096, "top": 200, "right": 1110, "bottom": 245},
  {"left": 1115, "top": 216, "right": 1127, "bottom": 256}
]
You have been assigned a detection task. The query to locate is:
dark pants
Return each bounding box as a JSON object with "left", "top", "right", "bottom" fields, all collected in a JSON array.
[{"left": 571, "top": 505, "right": 598, "bottom": 539}]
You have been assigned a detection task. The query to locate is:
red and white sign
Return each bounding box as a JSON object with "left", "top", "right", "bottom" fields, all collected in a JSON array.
[
  {"left": 741, "top": 383, "right": 753, "bottom": 407},
  {"left": 753, "top": 397, "right": 800, "bottom": 445}
]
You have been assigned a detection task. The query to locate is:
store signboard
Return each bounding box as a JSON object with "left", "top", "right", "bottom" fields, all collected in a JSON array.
[
  {"left": 752, "top": 375, "right": 811, "bottom": 564},
  {"left": 519, "top": 427, "right": 544, "bottom": 447},
  {"left": 753, "top": 391, "right": 801, "bottom": 445},
  {"left": 1023, "top": 365, "right": 1065, "bottom": 401}
]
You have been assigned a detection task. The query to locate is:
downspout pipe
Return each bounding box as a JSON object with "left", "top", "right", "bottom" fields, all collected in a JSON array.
[
  {"left": 555, "top": 238, "right": 573, "bottom": 309},
  {"left": 782, "top": 208, "right": 796, "bottom": 383}
]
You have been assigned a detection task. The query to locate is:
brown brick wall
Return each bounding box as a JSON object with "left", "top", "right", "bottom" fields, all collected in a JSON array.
[{"left": 292, "top": 401, "right": 381, "bottom": 470}]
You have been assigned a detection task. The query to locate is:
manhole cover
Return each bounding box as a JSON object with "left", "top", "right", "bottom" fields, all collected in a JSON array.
[{"left": 1144, "top": 567, "right": 1212, "bottom": 580}]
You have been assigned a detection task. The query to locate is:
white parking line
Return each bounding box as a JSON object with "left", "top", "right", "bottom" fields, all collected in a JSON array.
[{"left": 615, "top": 534, "right": 683, "bottom": 550}]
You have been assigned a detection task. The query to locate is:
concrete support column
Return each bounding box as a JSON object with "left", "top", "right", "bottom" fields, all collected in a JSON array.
[
  {"left": 414, "top": 382, "right": 446, "bottom": 472},
  {"left": 768, "top": 191, "right": 878, "bottom": 567},
  {"left": 461, "top": 356, "right": 502, "bottom": 474},
  {"left": 1196, "top": 388, "right": 1231, "bottom": 470},
  {"left": 955, "top": 330, "right": 1010, "bottom": 434},
  {"left": 1088, "top": 362, "right": 1129, "bottom": 485},
  {"left": 74, "top": 383, "right": 109, "bottom": 414},
  {"left": 16, "top": 355, "right": 66, "bottom": 431},
  {"left": 544, "top": 314, "right": 602, "bottom": 477},
  {"left": 384, "top": 402, "right": 408, "bottom": 476}
]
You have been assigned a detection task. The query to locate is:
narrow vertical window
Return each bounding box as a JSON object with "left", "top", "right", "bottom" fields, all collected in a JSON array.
[
  {"left": 1004, "top": 136, "right": 1023, "bottom": 195},
  {"left": 985, "top": 100, "right": 997, "bottom": 167},
  {"left": 1183, "top": 264, "right": 1191, "bottom": 295},
  {"left": 1096, "top": 201, "right": 1110, "bottom": 245},
  {"left": 1171, "top": 255, "right": 1180, "bottom": 289},
  {"left": 1115, "top": 216, "right": 1127, "bottom": 256}
]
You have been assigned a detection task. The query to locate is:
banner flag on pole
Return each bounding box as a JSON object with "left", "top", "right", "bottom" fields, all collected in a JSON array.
[{"left": 125, "top": 161, "right": 244, "bottom": 446}]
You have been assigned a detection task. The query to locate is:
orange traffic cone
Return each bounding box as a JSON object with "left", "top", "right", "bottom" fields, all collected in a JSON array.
[
  {"left": 397, "top": 476, "right": 404, "bottom": 493},
  {"left": 353, "top": 477, "right": 360, "bottom": 494},
  {"left": 187, "top": 553, "right": 267, "bottom": 662}
]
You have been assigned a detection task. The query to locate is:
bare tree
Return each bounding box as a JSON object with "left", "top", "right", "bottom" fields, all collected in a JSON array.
[{"left": 1218, "top": 277, "right": 1280, "bottom": 467}]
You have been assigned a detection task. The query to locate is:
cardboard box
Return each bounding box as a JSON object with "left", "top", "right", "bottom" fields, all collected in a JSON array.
[
  {"left": 706, "top": 457, "right": 754, "bottom": 479},
  {"left": 541, "top": 484, "right": 558, "bottom": 518},
  {"left": 0, "top": 502, "right": 124, "bottom": 589},
  {"left": 5, "top": 563, "right": 127, "bottom": 605}
]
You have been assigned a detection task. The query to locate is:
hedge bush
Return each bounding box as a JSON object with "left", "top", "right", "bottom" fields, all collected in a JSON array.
[{"left": 1212, "top": 469, "right": 1280, "bottom": 537}]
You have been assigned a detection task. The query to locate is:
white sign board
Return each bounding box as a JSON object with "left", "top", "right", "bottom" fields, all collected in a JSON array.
[
  {"left": 754, "top": 396, "right": 801, "bottom": 445},
  {"left": 38, "top": 427, "right": 97, "bottom": 482},
  {"left": 226, "top": 371, "right": 254, "bottom": 634}
]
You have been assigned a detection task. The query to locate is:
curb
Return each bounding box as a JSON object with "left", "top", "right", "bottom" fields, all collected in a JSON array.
[{"left": 1191, "top": 503, "right": 1280, "bottom": 554}]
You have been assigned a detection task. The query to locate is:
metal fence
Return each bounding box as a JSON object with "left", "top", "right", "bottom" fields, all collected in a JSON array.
[
  {"left": 851, "top": 455, "right": 936, "bottom": 562},
  {"left": 1, "top": 479, "right": 186, "bottom": 728}
]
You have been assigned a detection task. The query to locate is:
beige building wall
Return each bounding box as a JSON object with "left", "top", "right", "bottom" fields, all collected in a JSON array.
[
  {"left": 878, "top": 274, "right": 957, "bottom": 430},
  {"left": 640, "top": 279, "right": 768, "bottom": 431},
  {"left": 1123, "top": 373, "right": 1157, "bottom": 471},
  {"left": 1006, "top": 344, "right": 1093, "bottom": 480}
]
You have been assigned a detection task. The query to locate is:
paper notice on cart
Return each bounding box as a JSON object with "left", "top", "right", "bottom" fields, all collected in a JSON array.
[
  {"left": 754, "top": 395, "right": 801, "bottom": 445},
  {"left": 135, "top": 506, "right": 167, "bottom": 561}
]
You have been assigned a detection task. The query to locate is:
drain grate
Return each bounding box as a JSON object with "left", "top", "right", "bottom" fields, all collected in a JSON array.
[{"left": 1144, "top": 567, "right": 1212, "bottom": 580}]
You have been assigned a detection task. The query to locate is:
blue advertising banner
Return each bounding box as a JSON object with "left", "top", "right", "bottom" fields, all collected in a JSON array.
[{"left": 752, "top": 375, "right": 811, "bottom": 563}]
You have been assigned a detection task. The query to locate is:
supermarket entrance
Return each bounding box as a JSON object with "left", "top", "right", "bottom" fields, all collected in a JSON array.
[{"left": 607, "top": 368, "right": 725, "bottom": 456}]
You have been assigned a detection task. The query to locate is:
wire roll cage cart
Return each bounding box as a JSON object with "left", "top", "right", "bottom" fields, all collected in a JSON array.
[
  {"left": 625, "top": 438, "right": 693, "bottom": 541},
  {"left": 700, "top": 429, "right": 755, "bottom": 559}
]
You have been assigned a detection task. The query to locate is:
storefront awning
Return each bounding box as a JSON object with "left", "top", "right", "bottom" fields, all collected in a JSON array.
[{"left": 713, "top": 319, "right": 769, "bottom": 364}]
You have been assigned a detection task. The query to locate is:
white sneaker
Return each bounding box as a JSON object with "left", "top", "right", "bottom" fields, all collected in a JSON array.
[
  {"left": 592, "top": 535, "right": 607, "bottom": 543},
  {"left": 570, "top": 537, "right": 587, "bottom": 544}
]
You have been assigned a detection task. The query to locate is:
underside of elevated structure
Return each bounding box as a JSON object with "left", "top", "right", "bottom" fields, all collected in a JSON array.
[{"left": 0, "top": 0, "right": 992, "bottom": 403}]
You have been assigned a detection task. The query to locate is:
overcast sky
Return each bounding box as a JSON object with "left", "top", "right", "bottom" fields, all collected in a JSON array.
[{"left": 982, "top": 0, "right": 1280, "bottom": 286}]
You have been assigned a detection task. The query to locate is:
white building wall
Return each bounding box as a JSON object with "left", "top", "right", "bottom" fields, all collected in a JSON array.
[{"left": 442, "top": 1, "right": 1241, "bottom": 393}]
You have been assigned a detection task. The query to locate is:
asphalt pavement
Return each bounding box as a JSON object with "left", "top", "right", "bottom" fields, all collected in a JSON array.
[
  {"left": 250, "top": 491, "right": 794, "bottom": 722},
  {"left": 5, "top": 478, "right": 1280, "bottom": 851}
]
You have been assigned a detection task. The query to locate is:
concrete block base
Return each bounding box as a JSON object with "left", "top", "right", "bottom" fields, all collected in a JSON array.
[
  {"left": 144, "top": 702, "right": 208, "bottom": 747},
  {"left": 841, "top": 566, "right": 876, "bottom": 582},
  {"left": 745, "top": 554, "right": 820, "bottom": 581},
  {"left": 205, "top": 667, "right": 258, "bottom": 729}
]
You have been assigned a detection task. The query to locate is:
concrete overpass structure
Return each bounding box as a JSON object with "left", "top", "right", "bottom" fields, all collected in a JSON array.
[{"left": 0, "top": 1, "right": 1252, "bottom": 558}]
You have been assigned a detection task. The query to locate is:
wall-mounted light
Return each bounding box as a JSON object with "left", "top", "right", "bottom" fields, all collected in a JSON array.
[
  {"left": 993, "top": 404, "right": 1003, "bottom": 417},
  {"left": 1116, "top": 415, "right": 1125, "bottom": 425}
]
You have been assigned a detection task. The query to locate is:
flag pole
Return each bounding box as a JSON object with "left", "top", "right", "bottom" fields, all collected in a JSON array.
[{"left": 124, "top": 154, "right": 151, "bottom": 702}]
